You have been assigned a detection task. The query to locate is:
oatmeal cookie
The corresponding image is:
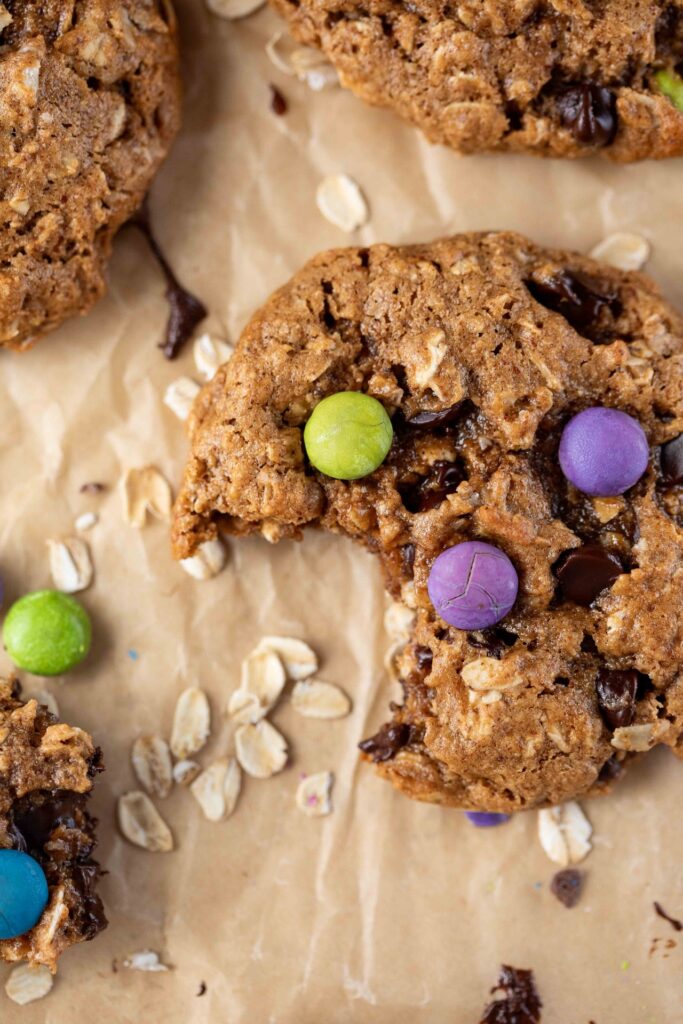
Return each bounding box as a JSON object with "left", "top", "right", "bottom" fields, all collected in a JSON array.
[
  {"left": 270, "top": 0, "right": 683, "bottom": 160},
  {"left": 172, "top": 231, "right": 683, "bottom": 812},
  {"left": 0, "top": 679, "right": 105, "bottom": 970},
  {"left": 0, "top": 0, "right": 181, "bottom": 350}
]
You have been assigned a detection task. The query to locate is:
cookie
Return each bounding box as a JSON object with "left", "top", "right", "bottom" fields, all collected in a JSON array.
[
  {"left": 0, "top": 0, "right": 181, "bottom": 350},
  {"left": 172, "top": 231, "right": 683, "bottom": 812},
  {"left": 270, "top": 0, "right": 683, "bottom": 161},
  {"left": 0, "top": 679, "right": 105, "bottom": 970}
]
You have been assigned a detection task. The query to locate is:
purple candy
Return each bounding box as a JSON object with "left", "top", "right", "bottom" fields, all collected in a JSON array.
[
  {"left": 465, "top": 812, "right": 510, "bottom": 827},
  {"left": 559, "top": 407, "right": 649, "bottom": 497},
  {"left": 427, "top": 540, "right": 519, "bottom": 631}
]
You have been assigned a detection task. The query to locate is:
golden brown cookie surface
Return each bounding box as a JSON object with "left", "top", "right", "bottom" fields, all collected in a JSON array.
[
  {"left": 0, "top": 679, "right": 105, "bottom": 971},
  {"left": 270, "top": 0, "right": 683, "bottom": 161},
  {"left": 172, "top": 231, "right": 683, "bottom": 811},
  {"left": 0, "top": 0, "right": 180, "bottom": 349}
]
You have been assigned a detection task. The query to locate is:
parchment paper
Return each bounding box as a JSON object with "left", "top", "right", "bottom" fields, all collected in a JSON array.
[{"left": 1, "top": 2, "right": 682, "bottom": 1020}]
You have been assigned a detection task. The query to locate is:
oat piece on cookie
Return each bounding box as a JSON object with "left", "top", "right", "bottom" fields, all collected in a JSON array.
[
  {"left": 0, "top": 0, "right": 181, "bottom": 349},
  {"left": 172, "top": 231, "right": 683, "bottom": 812},
  {"left": 0, "top": 679, "right": 106, "bottom": 970},
  {"left": 270, "top": 0, "right": 683, "bottom": 161}
]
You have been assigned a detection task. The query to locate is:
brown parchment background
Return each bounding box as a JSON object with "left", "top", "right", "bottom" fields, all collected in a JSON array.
[{"left": 1, "top": 1, "right": 683, "bottom": 1020}]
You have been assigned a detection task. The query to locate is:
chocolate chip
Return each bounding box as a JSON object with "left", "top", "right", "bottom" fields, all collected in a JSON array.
[
  {"left": 597, "top": 754, "right": 623, "bottom": 782},
  {"left": 556, "top": 83, "right": 617, "bottom": 147},
  {"left": 555, "top": 543, "right": 623, "bottom": 605},
  {"left": 661, "top": 434, "right": 683, "bottom": 484},
  {"left": 415, "top": 646, "right": 433, "bottom": 674},
  {"left": 596, "top": 668, "right": 638, "bottom": 729},
  {"left": 480, "top": 965, "right": 542, "bottom": 1024},
  {"left": 526, "top": 270, "right": 621, "bottom": 340},
  {"left": 401, "top": 542, "right": 416, "bottom": 573},
  {"left": 269, "top": 84, "right": 287, "bottom": 116},
  {"left": 359, "top": 722, "right": 411, "bottom": 762},
  {"left": 468, "top": 626, "right": 518, "bottom": 660},
  {"left": 404, "top": 403, "right": 464, "bottom": 430},
  {"left": 399, "top": 459, "right": 464, "bottom": 513},
  {"left": 551, "top": 869, "right": 584, "bottom": 909}
]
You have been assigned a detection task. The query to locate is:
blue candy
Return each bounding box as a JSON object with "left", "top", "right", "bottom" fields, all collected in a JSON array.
[
  {"left": 0, "top": 850, "right": 49, "bottom": 940},
  {"left": 465, "top": 811, "right": 510, "bottom": 828}
]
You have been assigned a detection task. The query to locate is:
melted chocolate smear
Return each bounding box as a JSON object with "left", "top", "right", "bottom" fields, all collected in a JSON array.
[
  {"left": 269, "top": 84, "right": 288, "bottom": 116},
  {"left": 526, "top": 271, "right": 621, "bottom": 342},
  {"left": 555, "top": 544, "right": 623, "bottom": 606},
  {"left": 661, "top": 434, "right": 683, "bottom": 485},
  {"left": 480, "top": 965, "right": 542, "bottom": 1024},
  {"left": 654, "top": 901, "right": 683, "bottom": 932},
  {"left": 398, "top": 459, "right": 464, "bottom": 513},
  {"left": 596, "top": 669, "right": 638, "bottom": 729},
  {"left": 197, "top": 982, "right": 208, "bottom": 997},
  {"left": 359, "top": 722, "right": 411, "bottom": 763},
  {"left": 556, "top": 84, "right": 617, "bottom": 147},
  {"left": 551, "top": 869, "right": 584, "bottom": 909},
  {"left": 12, "top": 791, "right": 81, "bottom": 853},
  {"left": 129, "top": 199, "right": 207, "bottom": 359}
]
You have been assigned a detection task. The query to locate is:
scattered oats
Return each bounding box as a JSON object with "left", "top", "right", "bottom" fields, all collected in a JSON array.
[
  {"left": 589, "top": 232, "right": 650, "bottom": 272},
  {"left": 172, "top": 759, "right": 201, "bottom": 786},
  {"left": 190, "top": 758, "right": 241, "bottom": 821},
  {"left": 316, "top": 175, "right": 369, "bottom": 233},
  {"left": 122, "top": 466, "right": 172, "bottom": 527},
  {"left": 5, "top": 964, "right": 53, "bottom": 1005},
  {"left": 238, "top": 648, "right": 287, "bottom": 717},
  {"left": 9, "top": 196, "right": 29, "bottom": 215},
  {"left": 265, "top": 32, "right": 339, "bottom": 90},
  {"left": 235, "top": 720, "right": 288, "bottom": 778},
  {"left": 117, "top": 791, "right": 174, "bottom": 852},
  {"left": 0, "top": 5, "right": 13, "bottom": 31},
  {"left": 205, "top": 0, "right": 265, "bottom": 18},
  {"left": 179, "top": 537, "right": 227, "bottom": 580},
  {"left": 75, "top": 511, "right": 98, "bottom": 532},
  {"left": 47, "top": 536, "right": 93, "bottom": 593},
  {"left": 611, "top": 721, "right": 669, "bottom": 752},
  {"left": 163, "top": 376, "right": 201, "bottom": 422},
  {"left": 252, "top": 636, "right": 318, "bottom": 680},
  {"left": 461, "top": 657, "right": 520, "bottom": 692},
  {"left": 227, "top": 688, "right": 263, "bottom": 726},
  {"left": 537, "top": 802, "right": 592, "bottom": 867},
  {"left": 170, "top": 687, "right": 211, "bottom": 760},
  {"left": 193, "top": 333, "right": 233, "bottom": 381},
  {"left": 592, "top": 496, "right": 624, "bottom": 524},
  {"left": 131, "top": 735, "right": 173, "bottom": 799},
  {"left": 291, "top": 680, "right": 351, "bottom": 719},
  {"left": 296, "top": 771, "right": 333, "bottom": 817},
  {"left": 122, "top": 950, "right": 170, "bottom": 972},
  {"left": 384, "top": 601, "right": 415, "bottom": 642}
]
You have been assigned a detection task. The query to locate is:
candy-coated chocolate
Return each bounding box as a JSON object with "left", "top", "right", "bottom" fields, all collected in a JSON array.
[
  {"left": 303, "top": 391, "right": 393, "bottom": 480},
  {"left": 427, "top": 540, "right": 519, "bottom": 631},
  {"left": 3, "top": 590, "right": 92, "bottom": 677},
  {"left": 559, "top": 407, "right": 648, "bottom": 496},
  {"left": 0, "top": 850, "right": 49, "bottom": 940}
]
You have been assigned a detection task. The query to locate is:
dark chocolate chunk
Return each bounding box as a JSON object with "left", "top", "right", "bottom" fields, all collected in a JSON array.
[
  {"left": 468, "top": 626, "right": 518, "bottom": 660},
  {"left": 404, "top": 403, "right": 463, "bottom": 430},
  {"left": 129, "top": 199, "right": 207, "bottom": 359},
  {"left": 596, "top": 668, "right": 638, "bottom": 729},
  {"left": 480, "top": 965, "right": 542, "bottom": 1024},
  {"left": 415, "top": 646, "right": 433, "bottom": 674},
  {"left": 597, "top": 754, "right": 623, "bottom": 783},
  {"left": 526, "top": 270, "right": 621, "bottom": 339},
  {"left": 551, "top": 868, "right": 584, "bottom": 909},
  {"left": 556, "top": 84, "right": 617, "bottom": 147},
  {"left": 654, "top": 901, "right": 683, "bottom": 932},
  {"left": 398, "top": 459, "right": 464, "bottom": 513},
  {"left": 555, "top": 544, "right": 623, "bottom": 605},
  {"left": 359, "top": 722, "right": 411, "bottom": 762},
  {"left": 661, "top": 434, "right": 683, "bottom": 484},
  {"left": 269, "top": 84, "right": 287, "bottom": 116}
]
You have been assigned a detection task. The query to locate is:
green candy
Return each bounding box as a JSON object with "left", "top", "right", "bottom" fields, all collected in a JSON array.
[
  {"left": 3, "top": 590, "right": 92, "bottom": 677},
  {"left": 303, "top": 391, "right": 393, "bottom": 480},
  {"left": 654, "top": 68, "right": 683, "bottom": 111}
]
